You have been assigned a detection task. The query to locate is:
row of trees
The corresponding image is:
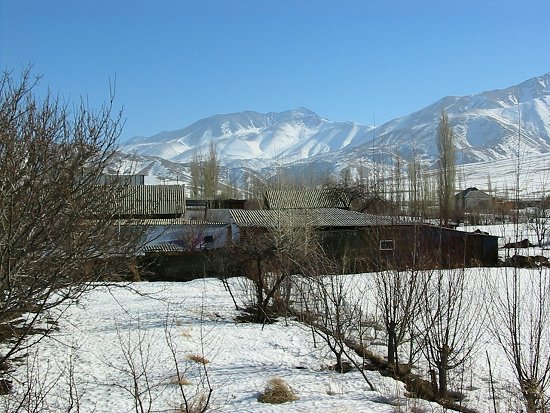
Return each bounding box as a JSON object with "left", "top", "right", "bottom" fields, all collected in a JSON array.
[
  {"left": 187, "top": 109, "right": 459, "bottom": 223},
  {"left": 229, "top": 222, "right": 550, "bottom": 412},
  {"left": 184, "top": 108, "right": 550, "bottom": 246}
]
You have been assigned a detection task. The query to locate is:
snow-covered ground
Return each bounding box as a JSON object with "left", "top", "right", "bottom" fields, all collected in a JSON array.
[
  {"left": 2, "top": 224, "right": 549, "bottom": 412},
  {"left": 1, "top": 278, "right": 442, "bottom": 413},
  {"left": 459, "top": 220, "right": 550, "bottom": 261},
  {"left": 0, "top": 272, "right": 545, "bottom": 413}
]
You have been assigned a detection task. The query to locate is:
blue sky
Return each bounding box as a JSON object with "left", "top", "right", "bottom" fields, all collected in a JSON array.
[{"left": 1, "top": 0, "right": 549, "bottom": 141}]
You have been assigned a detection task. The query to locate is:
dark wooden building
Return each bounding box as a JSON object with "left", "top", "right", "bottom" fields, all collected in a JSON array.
[
  {"left": 320, "top": 223, "right": 498, "bottom": 272},
  {"left": 208, "top": 208, "right": 498, "bottom": 273},
  {"left": 132, "top": 187, "right": 499, "bottom": 280}
]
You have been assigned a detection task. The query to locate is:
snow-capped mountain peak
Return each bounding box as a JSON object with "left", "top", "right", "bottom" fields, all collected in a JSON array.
[
  {"left": 118, "top": 72, "right": 550, "bottom": 188},
  {"left": 122, "top": 107, "right": 374, "bottom": 169}
]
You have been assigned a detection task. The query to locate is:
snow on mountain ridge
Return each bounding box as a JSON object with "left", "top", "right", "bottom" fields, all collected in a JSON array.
[
  {"left": 122, "top": 107, "right": 374, "bottom": 167},
  {"left": 118, "top": 72, "right": 550, "bottom": 191},
  {"left": 359, "top": 72, "right": 550, "bottom": 164}
]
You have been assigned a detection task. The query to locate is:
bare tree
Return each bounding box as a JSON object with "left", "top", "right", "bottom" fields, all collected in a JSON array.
[
  {"left": 490, "top": 267, "right": 550, "bottom": 413},
  {"left": 527, "top": 194, "right": 550, "bottom": 248},
  {"left": 392, "top": 152, "right": 404, "bottom": 214},
  {"left": 299, "top": 272, "right": 376, "bottom": 391},
  {"left": 230, "top": 210, "right": 319, "bottom": 323},
  {"left": 189, "top": 142, "right": 219, "bottom": 199},
  {"left": 374, "top": 266, "right": 429, "bottom": 374},
  {"left": 436, "top": 110, "right": 456, "bottom": 226},
  {"left": 416, "top": 268, "right": 484, "bottom": 401},
  {"left": 0, "top": 69, "right": 144, "bottom": 366},
  {"left": 203, "top": 142, "right": 219, "bottom": 199},
  {"left": 407, "top": 129, "right": 423, "bottom": 218},
  {"left": 189, "top": 150, "right": 203, "bottom": 198}
]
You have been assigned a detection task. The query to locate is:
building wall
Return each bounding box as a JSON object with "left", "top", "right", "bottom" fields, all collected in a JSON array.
[
  {"left": 138, "top": 251, "right": 222, "bottom": 281},
  {"left": 138, "top": 224, "right": 499, "bottom": 280},
  {"left": 319, "top": 225, "right": 498, "bottom": 272},
  {"left": 143, "top": 224, "right": 230, "bottom": 251},
  {"left": 115, "top": 185, "right": 185, "bottom": 217}
]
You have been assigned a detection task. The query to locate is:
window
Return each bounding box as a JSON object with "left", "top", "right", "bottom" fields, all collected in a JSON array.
[{"left": 380, "top": 240, "right": 394, "bottom": 251}]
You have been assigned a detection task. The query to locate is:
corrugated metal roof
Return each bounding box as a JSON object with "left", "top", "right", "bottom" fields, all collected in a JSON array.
[
  {"left": 455, "top": 187, "right": 492, "bottom": 199},
  {"left": 264, "top": 189, "right": 348, "bottom": 209},
  {"left": 118, "top": 218, "right": 226, "bottom": 226},
  {"left": 112, "top": 185, "right": 186, "bottom": 216},
  {"left": 143, "top": 243, "right": 186, "bottom": 253},
  {"left": 226, "top": 208, "right": 401, "bottom": 228}
]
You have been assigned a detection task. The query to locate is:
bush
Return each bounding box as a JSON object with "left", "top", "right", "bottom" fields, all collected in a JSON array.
[{"left": 258, "top": 377, "right": 298, "bottom": 404}]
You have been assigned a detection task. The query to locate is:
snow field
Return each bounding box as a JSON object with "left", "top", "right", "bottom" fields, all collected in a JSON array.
[
  {"left": 2, "top": 279, "right": 441, "bottom": 412},
  {"left": 3, "top": 238, "right": 550, "bottom": 412}
]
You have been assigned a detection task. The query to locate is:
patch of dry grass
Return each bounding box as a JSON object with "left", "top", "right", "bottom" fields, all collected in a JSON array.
[
  {"left": 186, "top": 354, "right": 209, "bottom": 365},
  {"left": 176, "top": 391, "right": 210, "bottom": 413},
  {"left": 168, "top": 374, "right": 191, "bottom": 386},
  {"left": 258, "top": 377, "right": 298, "bottom": 404}
]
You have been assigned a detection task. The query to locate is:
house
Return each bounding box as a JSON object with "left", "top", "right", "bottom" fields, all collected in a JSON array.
[
  {"left": 455, "top": 187, "right": 494, "bottom": 211},
  {"left": 206, "top": 207, "right": 498, "bottom": 272},
  {"left": 185, "top": 198, "right": 249, "bottom": 220},
  {"left": 133, "top": 218, "right": 231, "bottom": 281},
  {"left": 128, "top": 187, "right": 499, "bottom": 280}
]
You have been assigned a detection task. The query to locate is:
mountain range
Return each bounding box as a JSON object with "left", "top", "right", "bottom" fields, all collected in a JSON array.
[{"left": 117, "top": 72, "right": 550, "bottom": 189}]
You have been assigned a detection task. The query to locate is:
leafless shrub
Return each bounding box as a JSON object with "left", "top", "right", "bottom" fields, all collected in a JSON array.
[
  {"left": 109, "top": 321, "right": 164, "bottom": 413},
  {"left": 0, "top": 68, "right": 146, "bottom": 369},
  {"left": 0, "top": 344, "right": 85, "bottom": 413},
  {"left": 229, "top": 210, "right": 324, "bottom": 324},
  {"left": 165, "top": 309, "right": 213, "bottom": 413}
]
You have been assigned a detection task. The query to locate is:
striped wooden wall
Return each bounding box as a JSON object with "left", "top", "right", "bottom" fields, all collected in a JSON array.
[{"left": 114, "top": 185, "right": 185, "bottom": 217}]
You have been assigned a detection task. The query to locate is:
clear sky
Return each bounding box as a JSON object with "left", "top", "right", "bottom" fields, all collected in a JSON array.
[{"left": 1, "top": 0, "right": 549, "bottom": 141}]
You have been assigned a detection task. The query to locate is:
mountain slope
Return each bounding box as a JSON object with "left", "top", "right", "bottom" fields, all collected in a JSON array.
[
  {"left": 122, "top": 108, "right": 374, "bottom": 169},
  {"left": 367, "top": 72, "right": 550, "bottom": 164},
  {"left": 118, "top": 72, "right": 550, "bottom": 190}
]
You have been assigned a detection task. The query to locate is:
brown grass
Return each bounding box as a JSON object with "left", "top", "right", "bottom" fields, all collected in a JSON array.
[
  {"left": 176, "top": 391, "right": 210, "bottom": 413},
  {"left": 169, "top": 374, "right": 191, "bottom": 386},
  {"left": 186, "top": 354, "right": 209, "bottom": 365},
  {"left": 258, "top": 377, "right": 298, "bottom": 404}
]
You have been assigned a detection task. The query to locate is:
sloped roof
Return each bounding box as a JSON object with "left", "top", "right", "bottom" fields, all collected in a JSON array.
[
  {"left": 455, "top": 187, "right": 492, "bottom": 199},
  {"left": 143, "top": 243, "right": 186, "bottom": 253},
  {"left": 118, "top": 218, "right": 226, "bottom": 226},
  {"left": 212, "top": 208, "right": 402, "bottom": 228},
  {"left": 264, "top": 189, "right": 348, "bottom": 209}
]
